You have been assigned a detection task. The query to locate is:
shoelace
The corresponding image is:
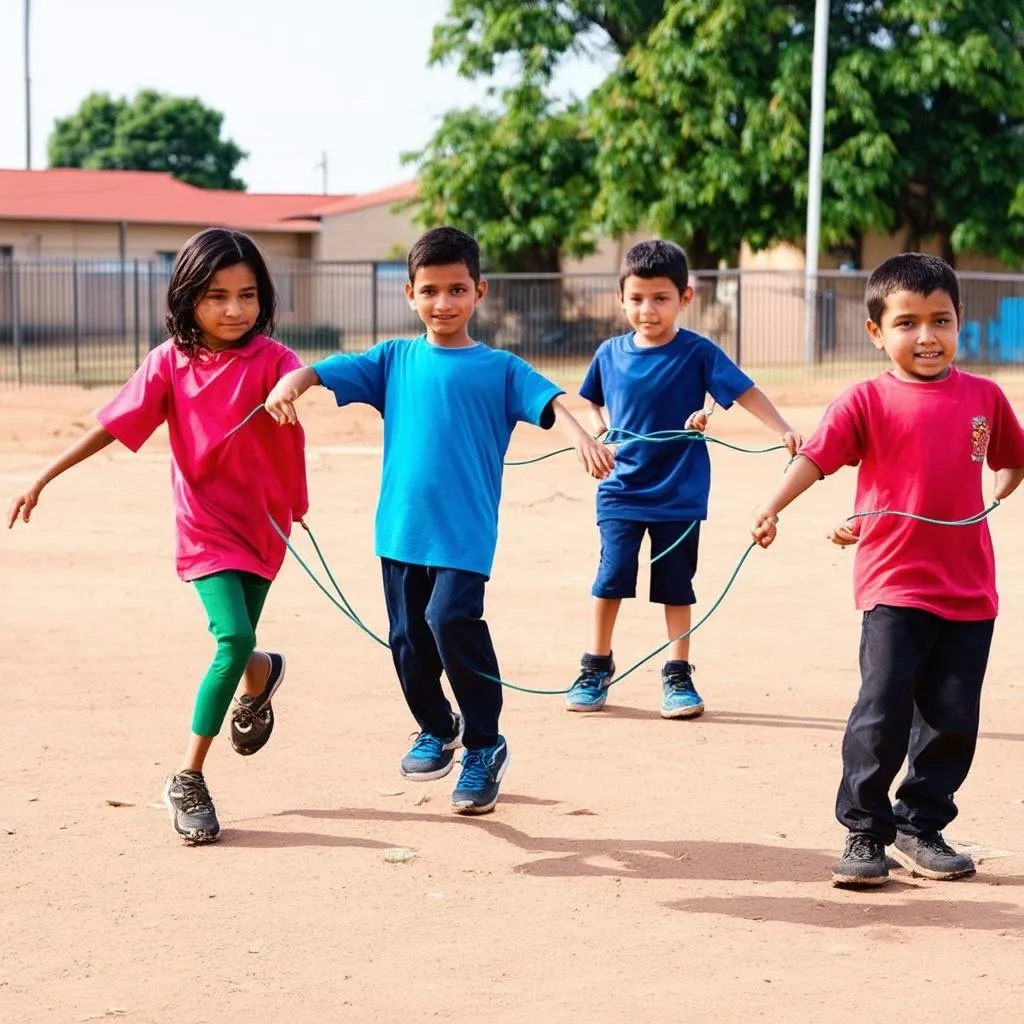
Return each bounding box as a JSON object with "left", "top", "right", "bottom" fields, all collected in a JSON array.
[
  {"left": 664, "top": 673, "right": 695, "bottom": 692},
  {"left": 575, "top": 666, "right": 611, "bottom": 689},
  {"left": 847, "top": 833, "right": 881, "bottom": 859},
  {"left": 178, "top": 775, "right": 214, "bottom": 814},
  {"left": 458, "top": 750, "right": 494, "bottom": 790},
  {"left": 919, "top": 832, "right": 956, "bottom": 856},
  {"left": 409, "top": 732, "right": 444, "bottom": 756},
  {"left": 232, "top": 697, "right": 269, "bottom": 729}
]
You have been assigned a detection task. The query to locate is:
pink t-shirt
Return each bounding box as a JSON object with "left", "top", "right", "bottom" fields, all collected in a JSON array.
[
  {"left": 97, "top": 335, "right": 308, "bottom": 582},
  {"left": 800, "top": 367, "right": 1024, "bottom": 620}
]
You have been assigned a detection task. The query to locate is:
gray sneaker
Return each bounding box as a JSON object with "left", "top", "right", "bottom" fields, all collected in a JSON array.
[
  {"left": 162, "top": 771, "right": 220, "bottom": 845},
  {"left": 831, "top": 832, "right": 888, "bottom": 887},
  {"left": 891, "top": 831, "right": 976, "bottom": 880}
]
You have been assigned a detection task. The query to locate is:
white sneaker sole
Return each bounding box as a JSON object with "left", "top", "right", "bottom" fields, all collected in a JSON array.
[
  {"left": 661, "top": 702, "right": 705, "bottom": 719},
  {"left": 889, "top": 845, "right": 975, "bottom": 881}
]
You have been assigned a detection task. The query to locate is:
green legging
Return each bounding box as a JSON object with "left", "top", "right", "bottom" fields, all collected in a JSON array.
[{"left": 191, "top": 570, "right": 271, "bottom": 736}]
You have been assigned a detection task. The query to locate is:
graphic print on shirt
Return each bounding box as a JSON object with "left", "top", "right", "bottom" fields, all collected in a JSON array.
[{"left": 970, "top": 415, "right": 991, "bottom": 463}]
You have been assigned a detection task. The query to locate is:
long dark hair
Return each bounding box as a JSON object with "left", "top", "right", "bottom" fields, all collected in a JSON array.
[{"left": 165, "top": 228, "right": 277, "bottom": 356}]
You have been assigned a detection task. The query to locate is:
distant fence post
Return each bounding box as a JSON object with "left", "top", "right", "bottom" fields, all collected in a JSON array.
[
  {"left": 72, "top": 260, "right": 81, "bottom": 380},
  {"left": 735, "top": 271, "right": 743, "bottom": 367},
  {"left": 11, "top": 261, "right": 21, "bottom": 387},
  {"left": 371, "top": 261, "right": 379, "bottom": 344},
  {"left": 133, "top": 259, "right": 141, "bottom": 368}
]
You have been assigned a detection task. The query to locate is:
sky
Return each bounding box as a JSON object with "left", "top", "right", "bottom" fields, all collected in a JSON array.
[{"left": 0, "top": 0, "right": 616, "bottom": 196}]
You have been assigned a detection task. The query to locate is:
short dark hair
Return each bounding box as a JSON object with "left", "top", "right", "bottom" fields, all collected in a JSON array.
[
  {"left": 407, "top": 226, "right": 481, "bottom": 285},
  {"left": 865, "top": 253, "right": 961, "bottom": 326},
  {"left": 619, "top": 239, "right": 689, "bottom": 295},
  {"left": 165, "top": 228, "right": 277, "bottom": 357}
]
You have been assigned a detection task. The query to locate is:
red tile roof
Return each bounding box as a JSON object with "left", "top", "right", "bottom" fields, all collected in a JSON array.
[
  {"left": 315, "top": 180, "right": 418, "bottom": 217},
  {"left": 0, "top": 168, "right": 354, "bottom": 232}
]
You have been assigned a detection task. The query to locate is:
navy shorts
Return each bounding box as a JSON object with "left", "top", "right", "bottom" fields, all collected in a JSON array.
[{"left": 592, "top": 519, "right": 700, "bottom": 605}]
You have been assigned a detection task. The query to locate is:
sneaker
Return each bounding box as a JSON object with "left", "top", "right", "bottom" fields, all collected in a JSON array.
[
  {"left": 451, "top": 737, "right": 509, "bottom": 815},
  {"left": 230, "top": 651, "right": 286, "bottom": 756},
  {"left": 831, "top": 832, "right": 888, "bottom": 887},
  {"left": 565, "top": 653, "right": 615, "bottom": 712},
  {"left": 162, "top": 770, "right": 221, "bottom": 845},
  {"left": 891, "top": 831, "right": 976, "bottom": 881},
  {"left": 661, "top": 661, "right": 705, "bottom": 719},
  {"left": 400, "top": 713, "right": 465, "bottom": 780}
]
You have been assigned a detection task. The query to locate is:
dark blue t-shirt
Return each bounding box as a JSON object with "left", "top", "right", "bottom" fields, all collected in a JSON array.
[
  {"left": 313, "top": 337, "right": 562, "bottom": 577},
  {"left": 580, "top": 329, "right": 754, "bottom": 522}
]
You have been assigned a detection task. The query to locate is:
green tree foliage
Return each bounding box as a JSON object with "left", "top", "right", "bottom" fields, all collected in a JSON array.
[
  {"left": 420, "top": 0, "right": 1024, "bottom": 269},
  {"left": 49, "top": 90, "right": 248, "bottom": 191},
  {"left": 592, "top": 1, "right": 1024, "bottom": 267},
  {"left": 404, "top": 85, "right": 598, "bottom": 272}
]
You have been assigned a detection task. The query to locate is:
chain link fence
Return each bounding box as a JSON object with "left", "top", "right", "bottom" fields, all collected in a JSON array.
[{"left": 3, "top": 257, "right": 1023, "bottom": 387}]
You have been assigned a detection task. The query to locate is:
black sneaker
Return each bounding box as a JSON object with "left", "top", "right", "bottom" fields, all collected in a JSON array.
[
  {"left": 451, "top": 736, "right": 509, "bottom": 815},
  {"left": 891, "top": 831, "right": 976, "bottom": 881},
  {"left": 162, "top": 770, "right": 221, "bottom": 845},
  {"left": 400, "top": 713, "right": 465, "bottom": 780},
  {"left": 230, "top": 652, "right": 286, "bottom": 756},
  {"left": 831, "top": 832, "right": 888, "bottom": 887}
]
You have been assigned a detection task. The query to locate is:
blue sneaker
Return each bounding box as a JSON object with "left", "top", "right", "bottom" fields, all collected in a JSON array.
[
  {"left": 661, "top": 661, "right": 704, "bottom": 719},
  {"left": 565, "top": 653, "right": 615, "bottom": 712},
  {"left": 451, "top": 737, "right": 509, "bottom": 814},
  {"left": 400, "top": 714, "right": 464, "bottom": 780}
]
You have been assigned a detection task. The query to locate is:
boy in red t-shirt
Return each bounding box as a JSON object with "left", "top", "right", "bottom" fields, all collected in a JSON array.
[{"left": 751, "top": 253, "right": 1024, "bottom": 888}]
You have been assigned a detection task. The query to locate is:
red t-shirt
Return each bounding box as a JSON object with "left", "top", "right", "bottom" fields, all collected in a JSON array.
[
  {"left": 800, "top": 367, "right": 1024, "bottom": 620},
  {"left": 97, "top": 336, "right": 308, "bottom": 582}
]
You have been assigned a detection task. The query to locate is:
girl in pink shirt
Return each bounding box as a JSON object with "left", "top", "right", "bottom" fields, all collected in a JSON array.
[{"left": 7, "top": 228, "right": 308, "bottom": 845}]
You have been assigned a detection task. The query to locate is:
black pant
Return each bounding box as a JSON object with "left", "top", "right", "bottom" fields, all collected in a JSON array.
[
  {"left": 836, "top": 604, "right": 994, "bottom": 844},
  {"left": 381, "top": 558, "right": 502, "bottom": 749}
]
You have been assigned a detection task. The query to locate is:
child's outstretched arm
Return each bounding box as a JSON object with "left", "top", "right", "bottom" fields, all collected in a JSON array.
[
  {"left": 7, "top": 423, "right": 116, "bottom": 528},
  {"left": 265, "top": 367, "right": 321, "bottom": 426},
  {"left": 550, "top": 398, "right": 615, "bottom": 479},
  {"left": 734, "top": 386, "right": 803, "bottom": 456},
  {"left": 584, "top": 400, "right": 609, "bottom": 438},
  {"left": 750, "top": 455, "right": 822, "bottom": 548}
]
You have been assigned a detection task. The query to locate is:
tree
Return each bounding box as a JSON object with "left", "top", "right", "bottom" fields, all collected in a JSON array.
[
  {"left": 49, "top": 90, "right": 248, "bottom": 191},
  {"left": 424, "top": 0, "right": 1024, "bottom": 269},
  {"left": 403, "top": 84, "right": 597, "bottom": 273},
  {"left": 591, "top": 0, "right": 1024, "bottom": 268}
]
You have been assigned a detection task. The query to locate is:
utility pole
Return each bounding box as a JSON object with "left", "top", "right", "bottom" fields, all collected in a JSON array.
[
  {"left": 315, "top": 151, "right": 328, "bottom": 194},
  {"left": 24, "top": 0, "right": 32, "bottom": 169},
  {"left": 803, "top": 0, "right": 830, "bottom": 364}
]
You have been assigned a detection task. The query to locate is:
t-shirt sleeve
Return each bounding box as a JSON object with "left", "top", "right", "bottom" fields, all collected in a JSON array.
[
  {"left": 312, "top": 342, "right": 390, "bottom": 412},
  {"left": 95, "top": 346, "right": 171, "bottom": 452},
  {"left": 506, "top": 355, "right": 564, "bottom": 427},
  {"left": 986, "top": 386, "right": 1024, "bottom": 470},
  {"left": 704, "top": 343, "right": 755, "bottom": 408},
  {"left": 579, "top": 350, "right": 605, "bottom": 407},
  {"left": 799, "top": 388, "right": 867, "bottom": 477}
]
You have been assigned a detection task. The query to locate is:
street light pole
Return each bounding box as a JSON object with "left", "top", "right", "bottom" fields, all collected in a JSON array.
[
  {"left": 803, "top": 0, "right": 830, "bottom": 364},
  {"left": 24, "top": 0, "right": 32, "bottom": 169}
]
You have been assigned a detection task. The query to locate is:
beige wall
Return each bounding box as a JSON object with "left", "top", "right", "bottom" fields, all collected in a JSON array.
[
  {"left": 0, "top": 219, "right": 311, "bottom": 261},
  {"left": 319, "top": 203, "right": 421, "bottom": 262}
]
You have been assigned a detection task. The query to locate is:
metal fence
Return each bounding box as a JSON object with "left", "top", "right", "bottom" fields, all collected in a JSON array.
[{"left": 3, "top": 257, "right": 1024, "bottom": 387}]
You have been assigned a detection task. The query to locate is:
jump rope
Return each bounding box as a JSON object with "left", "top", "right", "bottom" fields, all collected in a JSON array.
[{"left": 230, "top": 403, "right": 1001, "bottom": 696}]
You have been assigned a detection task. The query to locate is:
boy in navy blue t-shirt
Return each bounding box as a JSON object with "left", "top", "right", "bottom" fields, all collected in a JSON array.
[
  {"left": 267, "top": 227, "right": 614, "bottom": 814},
  {"left": 567, "top": 240, "right": 801, "bottom": 718}
]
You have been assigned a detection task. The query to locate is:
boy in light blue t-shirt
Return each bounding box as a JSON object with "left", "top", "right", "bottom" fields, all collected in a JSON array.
[
  {"left": 567, "top": 240, "right": 802, "bottom": 719},
  {"left": 267, "top": 227, "right": 614, "bottom": 814}
]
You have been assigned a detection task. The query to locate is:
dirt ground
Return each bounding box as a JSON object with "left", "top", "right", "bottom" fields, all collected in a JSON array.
[{"left": 3, "top": 381, "right": 1024, "bottom": 1024}]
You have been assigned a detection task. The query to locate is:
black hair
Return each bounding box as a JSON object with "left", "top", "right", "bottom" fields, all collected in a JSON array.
[
  {"left": 407, "top": 226, "right": 481, "bottom": 286},
  {"left": 618, "top": 239, "right": 689, "bottom": 296},
  {"left": 165, "top": 227, "right": 277, "bottom": 356},
  {"left": 865, "top": 253, "right": 961, "bottom": 326}
]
